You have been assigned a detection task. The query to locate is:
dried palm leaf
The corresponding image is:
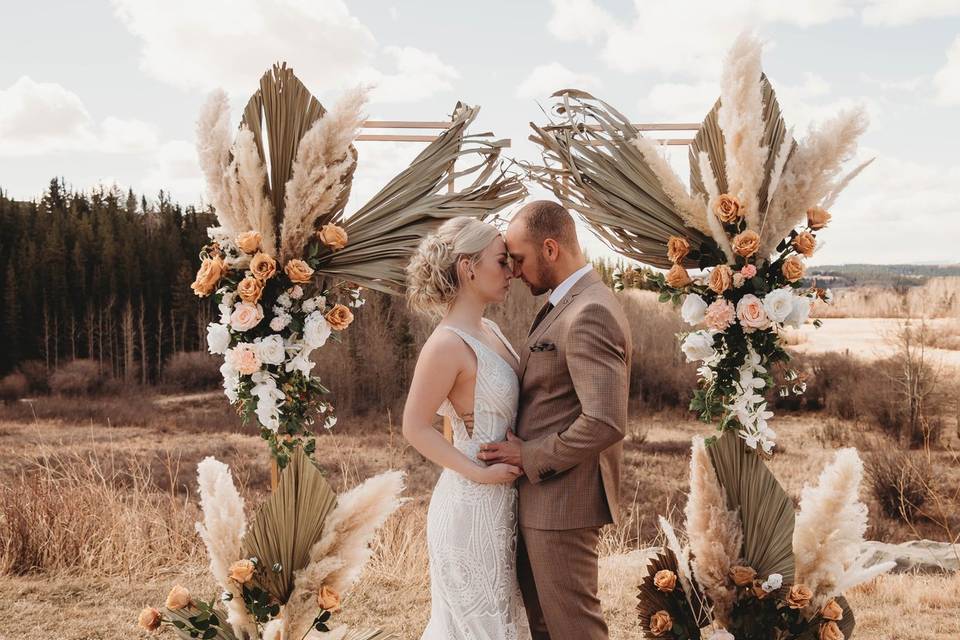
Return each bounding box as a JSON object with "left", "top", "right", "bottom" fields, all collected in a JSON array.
[
  {"left": 240, "top": 63, "right": 357, "bottom": 231},
  {"left": 342, "top": 629, "right": 399, "bottom": 640},
  {"left": 637, "top": 547, "right": 709, "bottom": 639},
  {"left": 311, "top": 102, "right": 526, "bottom": 293},
  {"left": 240, "top": 447, "right": 337, "bottom": 604},
  {"left": 527, "top": 90, "right": 719, "bottom": 269},
  {"left": 706, "top": 432, "right": 795, "bottom": 585}
]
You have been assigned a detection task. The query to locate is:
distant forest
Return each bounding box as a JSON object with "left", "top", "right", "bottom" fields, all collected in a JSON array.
[{"left": 808, "top": 263, "right": 960, "bottom": 287}]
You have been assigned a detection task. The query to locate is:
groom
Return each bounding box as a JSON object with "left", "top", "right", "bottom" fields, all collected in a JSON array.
[{"left": 479, "top": 200, "right": 631, "bottom": 640}]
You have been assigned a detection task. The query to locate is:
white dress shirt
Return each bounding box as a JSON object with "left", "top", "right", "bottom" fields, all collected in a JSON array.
[{"left": 548, "top": 264, "right": 594, "bottom": 306}]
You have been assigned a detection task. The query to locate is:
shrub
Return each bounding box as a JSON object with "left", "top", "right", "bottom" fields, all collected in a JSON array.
[
  {"left": 161, "top": 351, "right": 223, "bottom": 391},
  {"left": 865, "top": 449, "right": 930, "bottom": 522},
  {"left": 48, "top": 359, "right": 103, "bottom": 395},
  {"left": 0, "top": 372, "right": 28, "bottom": 403},
  {"left": 18, "top": 360, "right": 49, "bottom": 393}
]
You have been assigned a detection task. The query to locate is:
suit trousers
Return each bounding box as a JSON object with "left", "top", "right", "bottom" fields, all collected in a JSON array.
[{"left": 517, "top": 525, "right": 608, "bottom": 640}]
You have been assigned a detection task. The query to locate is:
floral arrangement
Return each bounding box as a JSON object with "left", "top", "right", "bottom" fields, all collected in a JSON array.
[
  {"left": 528, "top": 33, "right": 871, "bottom": 455},
  {"left": 634, "top": 434, "right": 895, "bottom": 640},
  {"left": 138, "top": 451, "right": 405, "bottom": 640},
  {"left": 192, "top": 64, "right": 524, "bottom": 466}
]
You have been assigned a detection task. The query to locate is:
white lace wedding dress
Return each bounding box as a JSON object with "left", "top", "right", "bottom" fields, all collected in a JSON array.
[{"left": 421, "top": 318, "right": 531, "bottom": 640}]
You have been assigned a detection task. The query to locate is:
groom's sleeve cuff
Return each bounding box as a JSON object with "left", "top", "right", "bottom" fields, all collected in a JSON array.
[{"left": 520, "top": 438, "right": 555, "bottom": 484}]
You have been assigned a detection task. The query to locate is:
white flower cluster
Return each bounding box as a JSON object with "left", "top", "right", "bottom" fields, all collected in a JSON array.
[{"left": 726, "top": 346, "right": 777, "bottom": 454}]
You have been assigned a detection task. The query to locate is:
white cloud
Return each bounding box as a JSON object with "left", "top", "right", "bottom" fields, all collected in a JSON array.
[
  {"left": 0, "top": 76, "right": 159, "bottom": 156},
  {"left": 110, "top": 0, "right": 458, "bottom": 104},
  {"left": 366, "top": 46, "right": 459, "bottom": 103},
  {"left": 860, "top": 0, "right": 960, "bottom": 26},
  {"left": 547, "top": 0, "right": 614, "bottom": 43},
  {"left": 141, "top": 139, "right": 204, "bottom": 202},
  {"left": 516, "top": 62, "right": 603, "bottom": 99},
  {"left": 933, "top": 35, "right": 960, "bottom": 105},
  {"left": 638, "top": 81, "right": 719, "bottom": 121}
]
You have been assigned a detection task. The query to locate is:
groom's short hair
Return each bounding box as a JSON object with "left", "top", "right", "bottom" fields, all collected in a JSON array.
[{"left": 515, "top": 200, "right": 577, "bottom": 249}]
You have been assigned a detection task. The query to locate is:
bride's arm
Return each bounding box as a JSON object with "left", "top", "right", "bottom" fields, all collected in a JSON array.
[{"left": 402, "top": 332, "right": 517, "bottom": 483}]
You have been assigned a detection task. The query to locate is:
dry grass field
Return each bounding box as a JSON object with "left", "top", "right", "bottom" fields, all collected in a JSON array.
[{"left": 1, "top": 279, "right": 959, "bottom": 639}]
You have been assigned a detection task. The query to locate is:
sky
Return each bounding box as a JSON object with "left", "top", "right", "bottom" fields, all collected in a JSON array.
[{"left": 1, "top": 0, "right": 958, "bottom": 265}]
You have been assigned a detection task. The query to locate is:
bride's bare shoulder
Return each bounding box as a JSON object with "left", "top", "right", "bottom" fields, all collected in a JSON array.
[{"left": 419, "top": 325, "right": 472, "bottom": 362}]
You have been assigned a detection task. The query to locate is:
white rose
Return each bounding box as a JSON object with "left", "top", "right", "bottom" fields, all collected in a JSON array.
[
  {"left": 680, "top": 294, "right": 708, "bottom": 326},
  {"left": 785, "top": 295, "right": 812, "bottom": 328},
  {"left": 230, "top": 303, "right": 263, "bottom": 332},
  {"left": 304, "top": 312, "right": 331, "bottom": 349},
  {"left": 270, "top": 314, "right": 291, "bottom": 332},
  {"left": 681, "top": 330, "right": 716, "bottom": 362},
  {"left": 763, "top": 288, "right": 795, "bottom": 323},
  {"left": 255, "top": 335, "right": 285, "bottom": 366},
  {"left": 206, "top": 323, "right": 231, "bottom": 355},
  {"left": 762, "top": 573, "right": 784, "bottom": 591},
  {"left": 709, "top": 631, "right": 735, "bottom": 640}
]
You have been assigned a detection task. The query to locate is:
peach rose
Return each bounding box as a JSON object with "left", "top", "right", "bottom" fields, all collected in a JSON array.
[
  {"left": 250, "top": 252, "right": 277, "bottom": 281},
  {"left": 704, "top": 299, "right": 736, "bottom": 331},
  {"left": 236, "top": 231, "right": 262, "bottom": 254},
  {"left": 319, "top": 224, "right": 349, "bottom": 250},
  {"left": 165, "top": 584, "right": 191, "bottom": 610},
  {"left": 819, "top": 621, "right": 844, "bottom": 640},
  {"left": 284, "top": 259, "right": 314, "bottom": 284},
  {"left": 792, "top": 232, "right": 816, "bottom": 257},
  {"left": 325, "top": 304, "right": 354, "bottom": 331},
  {"left": 138, "top": 607, "right": 162, "bottom": 631},
  {"left": 732, "top": 230, "right": 760, "bottom": 258},
  {"left": 820, "top": 599, "right": 844, "bottom": 621},
  {"left": 729, "top": 565, "right": 757, "bottom": 587},
  {"left": 650, "top": 610, "right": 673, "bottom": 636},
  {"left": 228, "top": 344, "right": 261, "bottom": 375},
  {"left": 665, "top": 264, "right": 693, "bottom": 288},
  {"left": 228, "top": 559, "right": 256, "bottom": 584},
  {"left": 653, "top": 569, "right": 677, "bottom": 592},
  {"left": 752, "top": 579, "right": 772, "bottom": 599},
  {"left": 708, "top": 265, "right": 734, "bottom": 294},
  {"left": 229, "top": 303, "right": 263, "bottom": 332},
  {"left": 191, "top": 256, "right": 226, "bottom": 297},
  {"left": 807, "top": 206, "right": 832, "bottom": 230},
  {"left": 741, "top": 264, "right": 757, "bottom": 278},
  {"left": 317, "top": 585, "right": 341, "bottom": 612},
  {"left": 736, "top": 294, "right": 771, "bottom": 332},
  {"left": 237, "top": 276, "right": 264, "bottom": 304},
  {"left": 714, "top": 194, "right": 742, "bottom": 223},
  {"left": 782, "top": 256, "right": 806, "bottom": 283},
  {"left": 786, "top": 584, "right": 813, "bottom": 609},
  {"left": 667, "top": 236, "right": 690, "bottom": 264}
]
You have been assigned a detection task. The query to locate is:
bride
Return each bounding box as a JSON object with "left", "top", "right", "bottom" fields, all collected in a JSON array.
[{"left": 402, "top": 217, "right": 530, "bottom": 639}]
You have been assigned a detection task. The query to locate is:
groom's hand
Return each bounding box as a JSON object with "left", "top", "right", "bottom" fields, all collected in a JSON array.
[{"left": 478, "top": 430, "right": 524, "bottom": 467}]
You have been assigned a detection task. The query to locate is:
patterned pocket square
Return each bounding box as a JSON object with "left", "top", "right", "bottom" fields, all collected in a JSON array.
[{"left": 529, "top": 341, "right": 556, "bottom": 352}]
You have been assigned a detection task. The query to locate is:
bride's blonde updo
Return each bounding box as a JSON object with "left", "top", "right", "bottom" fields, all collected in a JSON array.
[{"left": 406, "top": 217, "right": 500, "bottom": 318}]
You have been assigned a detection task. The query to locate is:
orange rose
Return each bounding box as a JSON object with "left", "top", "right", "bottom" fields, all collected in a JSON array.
[
  {"left": 807, "top": 206, "right": 832, "bottom": 230},
  {"left": 729, "top": 565, "right": 757, "bottom": 587},
  {"left": 732, "top": 230, "right": 760, "bottom": 258},
  {"left": 325, "top": 304, "right": 354, "bottom": 331},
  {"left": 667, "top": 236, "right": 690, "bottom": 264},
  {"left": 786, "top": 583, "right": 813, "bottom": 609},
  {"left": 228, "top": 559, "right": 256, "bottom": 584},
  {"left": 237, "top": 276, "right": 264, "bottom": 304},
  {"left": 752, "top": 579, "right": 772, "bottom": 600},
  {"left": 317, "top": 585, "right": 341, "bottom": 612},
  {"left": 650, "top": 610, "right": 673, "bottom": 636},
  {"left": 819, "top": 621, "right": 844, "bottom": 640},
  {"left": 137, "top": 607, "right": 162, "bottom": 631},
  {"left": 665, "top": 264, "right": 692, "bottom": 288},
  {"left": 708, "top": 265, "right": 734, "bottom": 294},
  {"left": 782, "top": 256, "right": 806, "bottom": 283},
  {"left": 821, "top": 598, "right": 843, "bottom": 621},
  {"left": 165, "top": 584, "right": 191, "bottom": 610},
  {"left": 714, "top": 194, "right": 742, "bottom": 223},
  {"left": 236, "top": 231, "right": 262, "bottom": 254},
  {"left": 318, "top": 224, "right": 349, "bottom": 250},
  {"left": 793, "top": 232, "right": 816, "bottom": 257},
  {"left": 250, "top": 252, "right": 277, "bottom": 281},
  {"left": 191, "top": 256, "right": 226, "bottom": 297},
  {"left": 284, "top": 259, "right": 314, "bottom": 284},
  {"left": 653, "top": 569, "right": 677, "bottom": 592}
]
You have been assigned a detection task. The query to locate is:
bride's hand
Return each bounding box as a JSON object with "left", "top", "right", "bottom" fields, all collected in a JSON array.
[{"left": 474, "top": 462, "right": 523, "bottom": 484}]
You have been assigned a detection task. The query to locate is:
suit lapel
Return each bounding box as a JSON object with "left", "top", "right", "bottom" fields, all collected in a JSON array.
[{"left": 520, "top": 270, "right": 601, "bottom": 377}]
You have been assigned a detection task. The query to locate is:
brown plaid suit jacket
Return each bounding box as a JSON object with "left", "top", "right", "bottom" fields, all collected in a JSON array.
[{"left": 517, "top": 269, "right": 631, "bottom": 530}]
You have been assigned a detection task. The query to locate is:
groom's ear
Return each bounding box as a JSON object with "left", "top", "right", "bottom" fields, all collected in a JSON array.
[{"left": 542, "top": 238, "right": 560, "bottom": 261}]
